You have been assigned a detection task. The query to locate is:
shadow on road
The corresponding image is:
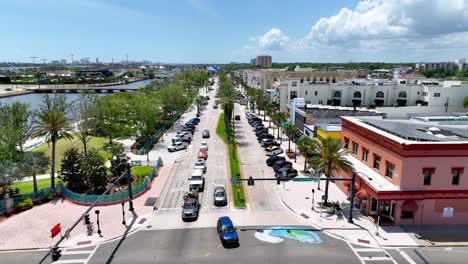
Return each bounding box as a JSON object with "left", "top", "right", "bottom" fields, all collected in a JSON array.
[{"left": 104, "top": 211, "right": 139, "bottom": 264}]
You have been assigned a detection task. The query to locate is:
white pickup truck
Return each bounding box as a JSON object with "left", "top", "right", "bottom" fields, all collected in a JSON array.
[
  {"left": 172, "top": 131, "right": 193, "bottom": 144},
  {"left": 168, "top": 141, "right": 188, "bottom": 152},
  {"left": 188, "top": 169, "right": 205, "bottom": 191}
]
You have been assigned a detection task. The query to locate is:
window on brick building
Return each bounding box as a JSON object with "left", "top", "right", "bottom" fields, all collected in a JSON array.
[
  {"left": 452, "top": 168, "right": 463, "bottom": 185},
  {"left": 423, "top": 168, "right": 434, "bottom": 185},
  {"left": 344, "top": 137, "right": 349, "bottom": 149},
  {"left": 386, "top": 162, "right": 394, "bottom": 178},
  {"left": 373, "top": 155, "right": 380, "bottom": 170},
  {"left": 352, "top": 143, "right": 358, "bottom": 155},
  {"left": 362, "top": 148, "right": 368, "bottom": 162}
]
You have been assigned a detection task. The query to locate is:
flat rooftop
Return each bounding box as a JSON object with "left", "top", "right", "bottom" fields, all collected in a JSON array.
[{"left": 346, "top": 117, "right": 468, "bottom": 143}]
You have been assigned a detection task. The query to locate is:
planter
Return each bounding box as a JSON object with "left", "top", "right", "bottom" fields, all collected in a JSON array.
[{"left": 286, "top": 151, "right": 295, "bottom": 158}]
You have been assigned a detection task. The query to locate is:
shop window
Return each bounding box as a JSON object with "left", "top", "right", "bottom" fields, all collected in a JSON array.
[
  {"left": 290, "top": 91, "right": 297, "bottom": 99},
  {"left": 292, "top": 81, "right": 297, "bottom": 87},
  {"left": 401, "top": 211, "right": 414, "bottom": 219},
  {"left": 423, "top": 168, "right": 435, "bottom": 185},
  {"left": 452, "top": 168, "right": 464, "bottom": 185},
  {"left": 434, "top": 92, "right": 441, "bottom": 97},
  {"left": 386, "top": 162, "right": 394, "bottom": 178},
  {"left": 362, "top": 148, "right": 368, "bottom": 162},
  {"left": 352, "top": 143, "right": 358, "bottom": 155},
  {"left": 373, "top": 155, "right": 380, "bottom": 170}
]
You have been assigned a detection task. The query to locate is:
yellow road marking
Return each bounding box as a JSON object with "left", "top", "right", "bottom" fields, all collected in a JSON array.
[
  {"left": 204, "top": 252, "right": 211, "bottom": 257},
  {"left": 222, "top": 129, "right": 232, "bottom": 209}
]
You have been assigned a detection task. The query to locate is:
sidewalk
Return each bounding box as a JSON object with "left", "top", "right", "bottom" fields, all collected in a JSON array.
[{"left": 0, "top": 98, "right": 199, "bottom": 250}]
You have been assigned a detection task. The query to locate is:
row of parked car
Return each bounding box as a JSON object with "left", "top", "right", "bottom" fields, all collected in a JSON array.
[{"left": 246, "top": 111, "right": 298, "bottom": 179}]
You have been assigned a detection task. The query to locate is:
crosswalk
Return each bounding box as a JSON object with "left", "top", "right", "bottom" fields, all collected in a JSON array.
[
  {"left": 347, "top": 242, "right": 418, "bottom": 264},
  {"left": 52, "top": 245, "right": 99, "bottom": 264}
]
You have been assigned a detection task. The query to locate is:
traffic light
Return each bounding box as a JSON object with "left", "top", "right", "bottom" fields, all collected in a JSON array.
[
  {"left": 247, "top": 176, "right": 254, "bottom": 186},
  {"left": 84, "top": 214, "right": 90, "bottom": 225},
  {"left": 51, "top": 246, "right": 62, "bottom": 261}
]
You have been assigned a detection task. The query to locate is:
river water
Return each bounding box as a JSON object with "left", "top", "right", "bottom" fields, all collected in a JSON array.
[{"left": 0, "top": 79, "right": 152, "bottom": 110}]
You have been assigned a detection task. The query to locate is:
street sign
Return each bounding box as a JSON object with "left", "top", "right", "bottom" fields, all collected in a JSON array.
[
  {"left": 292, "top": 177, "right": 319, "bottom": 182},
  {"left": 321, "top": 195, "right": 328, "bottom": 201},
  {"left": 237, "top": 188, "right": 241, "bottom": 193},
  {"left": 230, "top": 177, "right": 237, "bottom": 183},
  {"left": 50, "top": 223, "right": 61, "bottom": 238}
]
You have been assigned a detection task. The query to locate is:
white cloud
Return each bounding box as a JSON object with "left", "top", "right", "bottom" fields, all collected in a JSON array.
[
  {"left": 257, "top": 28, "right": 290, "bottom": 50},
  {"left": 244, "top": 0, "right": 468, "bottom": 62},
  {"left": 305, "top": 0, "right": 468, "bottom": 45}
]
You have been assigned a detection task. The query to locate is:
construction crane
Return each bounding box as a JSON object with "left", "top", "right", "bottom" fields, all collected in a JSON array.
[{"left": 30, "top": 56, "right": 38, "bottom": 64}]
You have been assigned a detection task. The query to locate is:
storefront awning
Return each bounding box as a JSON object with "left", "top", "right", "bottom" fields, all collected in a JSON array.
[
  {"left": 401, "top": 200, "right": 418, "bottom": 212},
  {"left": 356, "top": 189, "right": 368, "bottom": 200}
]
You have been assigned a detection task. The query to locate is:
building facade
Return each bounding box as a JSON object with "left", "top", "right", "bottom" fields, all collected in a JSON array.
[
  {"left": 256, "top": 55, "right": 272, "bottom": 68},
  {"left": 416, "top": 58, "right": 468, "bottom": 72},
  {"left": 338, "top": 117, "right": 468, "bottom": 225}
]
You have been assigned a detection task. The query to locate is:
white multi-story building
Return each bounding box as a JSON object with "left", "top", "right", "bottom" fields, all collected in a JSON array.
[
  {"left": 273, "top": 78, "right": 468, "bottom": 112},
  {"left": 416, "top": 58, "right": 468, "bottom": 71}
]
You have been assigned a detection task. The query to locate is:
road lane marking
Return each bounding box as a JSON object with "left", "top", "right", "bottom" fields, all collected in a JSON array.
[
  {"left": 397, "top": 249, "right": 417, "bottom": 264},
  {"left": 204, "top": 252, "right": 211, "bottom": 257},
  {"left": 237, "top": 145, "right": 253, "bottom": 210}
]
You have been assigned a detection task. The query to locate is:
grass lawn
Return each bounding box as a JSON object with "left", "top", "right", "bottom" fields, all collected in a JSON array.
[
  {"left": 11, "top": 178, "right": 63, "bottom": 194},
  {"left": 29, "top": 135, "right": 110, "bottom": 173},
  {"left": 132, "top": 166, "right": 153, "bottom": 178},
  {"left": 216, "top": 113, "right": 246, "bottom": 208}
]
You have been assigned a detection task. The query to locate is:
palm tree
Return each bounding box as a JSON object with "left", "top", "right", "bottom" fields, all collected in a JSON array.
[
  {"left": 283, "top": 122, "right": 298, "bottom": 152},
  {"left": 265, "top": 103, "right": 275, "bottom": 128},
  {"left": 308, "top": 138, "right": 353, "bottom": 204},
  {"left": 272, "top": 112, "right": 286, "bottom": 140},
  {"left": 296, "top": 136, "right": 319, "bottom": 172},
  {"left": 33, "top": 110, "right": 73, "bottom": 188},
  {"left": 217, "top": 74, "right": 237, "bottom": 141}
]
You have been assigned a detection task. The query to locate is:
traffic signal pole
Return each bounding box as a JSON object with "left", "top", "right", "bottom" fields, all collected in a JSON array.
[{"left": 38, "top": 166, "right": 134, "bottom": 264}]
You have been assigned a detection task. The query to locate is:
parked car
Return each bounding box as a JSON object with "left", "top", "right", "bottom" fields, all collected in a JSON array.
[
  {"left": 205, "top": 96, "right": 210, "bottom": 100},
  {"left": 248, "top": 118, "right": 262, "bottom": 124},
  {"left": 272, "top": 160, "right": 293, "bottom": 171},
  {"left": 217, "top": 216, "right": 239, "bottom": 245},
  {"left": 258, "top": 134, "right": 275, "bottom": 142},
  {"left": 213, "top": 185, "right": 227, "bottom": 206},
  {"left": 200, "top": 141, "right": 208, "bottom": 151},
  {"left": 266, "top": 155, "right": 286, "bottom": 166},
  {"left": 213, "top": 104, "right": 218, "bottom": 109},
  {"left": 182, "top": 127, "right": 195, "bottom": 134},
  {"left": 189, "top": 118, "right": 200, "bottom": 125},
  {"left": 172, "top": 132, "right": 193, "bottom": 143},
  {"left": 275, "top": 167, "right": 298, "bottom": 179},
  {"left": 202, "top": 129, "right": 210, "bottom": 138},
  {"left": 197, "top": 149, "right": 208, "bottom": 159},
  {"left": 182, "top": 191, "right": 200, "bottom": 221},
  {"left": 261, "top": 139, "right": 280, "bottom": 148},
  {"left": 254, "top": 125, "right": 266, "bottom": 132},
  {"left": 265, "top": 147, "right": 284, "bottom": 156},
  {"left": 168, "top": 141, "right": 188, "bottom": 152},
  {"left": 255, "top": 129, "right": 269, "bottom": 137},
  {"left": 189, "top": 169, "right": 205, "bottom": 191},
  {"left": 234, "top": 115, "right": 240, "bottom": 120},
  {"left": 185, "top": 123, "right": 196, "bottom": 128},
  {"left": 194, "top": 158, "right": 207, "bottom": 173}
]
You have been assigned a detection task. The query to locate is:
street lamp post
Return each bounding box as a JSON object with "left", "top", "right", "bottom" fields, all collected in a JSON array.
[
  {"left": 95, "top": 210, "right": 102, "bottom": 237},
  {"left": 294, "top": 142, "right": 297, "bottom": 163},
  {"left": 311, "top": 189, "right": 315, "bottom": 211},
  {"left": 348, "top": 172, "right": 357, "bottom": 224}
]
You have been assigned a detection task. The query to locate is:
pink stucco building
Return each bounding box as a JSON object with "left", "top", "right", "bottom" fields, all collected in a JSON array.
[{"left": 338, "top": 116, "right": 468, "bottom": 225}]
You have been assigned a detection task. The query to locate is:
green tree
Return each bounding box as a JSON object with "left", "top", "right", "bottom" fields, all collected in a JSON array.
[
  {"left": 217, "top": 73, "right": 237, "bottom": 141},
  {"left": 296, "top": 136, "right": 319, "bottom": 172},
  {"left": 59, "top": 148, "right": 87, "bottom": 193},
  {"left": 308, "top": 138, "right": 353, "bottom": 204},
  {"left": 72, "top": 91, "right": 98, "bottom": 156},
  {"left": 272, "top": 112, "right": 287, "bottom": 140},
  {"left": 463, "top": 96, "right": 468, "bottom": 108},
  {"left": 81, "top": 149, "right": 108, "bottom": 194},
  {"left": 0, "top": 160, "right": 24, "bottom": 196},
  {"left": 33, "top": 95, "right": 73, "bottom": 188},
  {"left": 110, "top": 144, "right": 130, "bottom": 178},
  {"left": 20, "top": 152, "right": 50, "bottom": 193},
  {"left": 283, "top": 122, "right": 299, "bottom": 151}
]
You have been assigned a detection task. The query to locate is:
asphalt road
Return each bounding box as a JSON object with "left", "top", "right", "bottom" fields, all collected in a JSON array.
[
  {"left": 88, "top": 227, "right": 361, "bottom": 264},
  {"left": 158, "top": 81, "right": 230, "bottom": 213}
]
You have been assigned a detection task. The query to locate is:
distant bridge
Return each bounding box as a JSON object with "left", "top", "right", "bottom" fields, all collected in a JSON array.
[{"left": 27, "top": 86, "right": 140, "bottom": 94}]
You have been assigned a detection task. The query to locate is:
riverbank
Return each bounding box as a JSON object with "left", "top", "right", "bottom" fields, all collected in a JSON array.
[
  {"left": 0, "top": 78, "right": 150, "bottom": 90},
  {"left": 0, "top": 90, "right": 33, "bottom": 98}
]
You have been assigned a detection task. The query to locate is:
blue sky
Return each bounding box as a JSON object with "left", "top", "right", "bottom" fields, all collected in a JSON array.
[{"left": 1, "top": 0, "right": 468, "bottom": 63}]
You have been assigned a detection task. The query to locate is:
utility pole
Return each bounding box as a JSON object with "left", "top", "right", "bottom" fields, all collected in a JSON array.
[
  {"left": 41, "top": 58, "right": 46, "bottom": 64},
  {"left": 70, "top": 54, "right": 74, "bottom": 64},
  {"left": 30, "top": 56, "right": 38, "bottom": 64},
  {"left": 126, "top": 54, "right": 129, "bottom": 65}
]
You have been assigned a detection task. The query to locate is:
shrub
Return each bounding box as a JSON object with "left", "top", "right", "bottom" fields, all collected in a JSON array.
[
  {"left": 43, "top": 192, "right": 53, "bottom": 202},
  {"left": 367, "top": 104, "right": 376, "bottom": 109},
  {"left": 14, "top": 198, "right": 33, "bottom": 211}
]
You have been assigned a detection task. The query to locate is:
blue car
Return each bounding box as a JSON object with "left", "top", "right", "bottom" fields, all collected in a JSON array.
[
  {"left": 188, "top": 118, "right": 200, "bottom": 125},
  {"left": 217, "top": 216, "right": 238, "bottom": 245}
]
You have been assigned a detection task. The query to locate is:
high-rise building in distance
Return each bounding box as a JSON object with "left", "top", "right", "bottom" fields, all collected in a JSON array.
[{"left": 256, "top": 55, "right": 272, "bottom": 68}]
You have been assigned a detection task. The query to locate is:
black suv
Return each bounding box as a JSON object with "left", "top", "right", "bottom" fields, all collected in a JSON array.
[
  {"left": 275, "top": 167, "right": 298, "bottom": 179},
  {"left": 273, "top": 160, "right": 293, "bottom": 171},
  {"left": 258, "top": 134, "right": 275, "bottom": 142},
  {"left": 266, "top": 155, "right": 286, "bottom": 166}
]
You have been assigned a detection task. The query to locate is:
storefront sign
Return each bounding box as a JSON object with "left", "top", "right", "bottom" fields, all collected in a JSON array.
[{"left": 442, "top": 207, "right": 454, "bottom": 218}]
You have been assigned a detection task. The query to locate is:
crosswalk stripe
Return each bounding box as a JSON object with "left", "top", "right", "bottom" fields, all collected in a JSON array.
[
  {"left": 53, "top": 260, "right": 87, "bottom": 264},
  {"left": 354, "top": 248, "right": 384, "bottom": 252},
  {"left": 398, "top": 249, "right": 417, "bottom": 264},
  {"left": 360, "top": 256, "right": 392, "bottom": 261},
  {"left": 61, "top": 251, "right": 94, "bottom": 255}
]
